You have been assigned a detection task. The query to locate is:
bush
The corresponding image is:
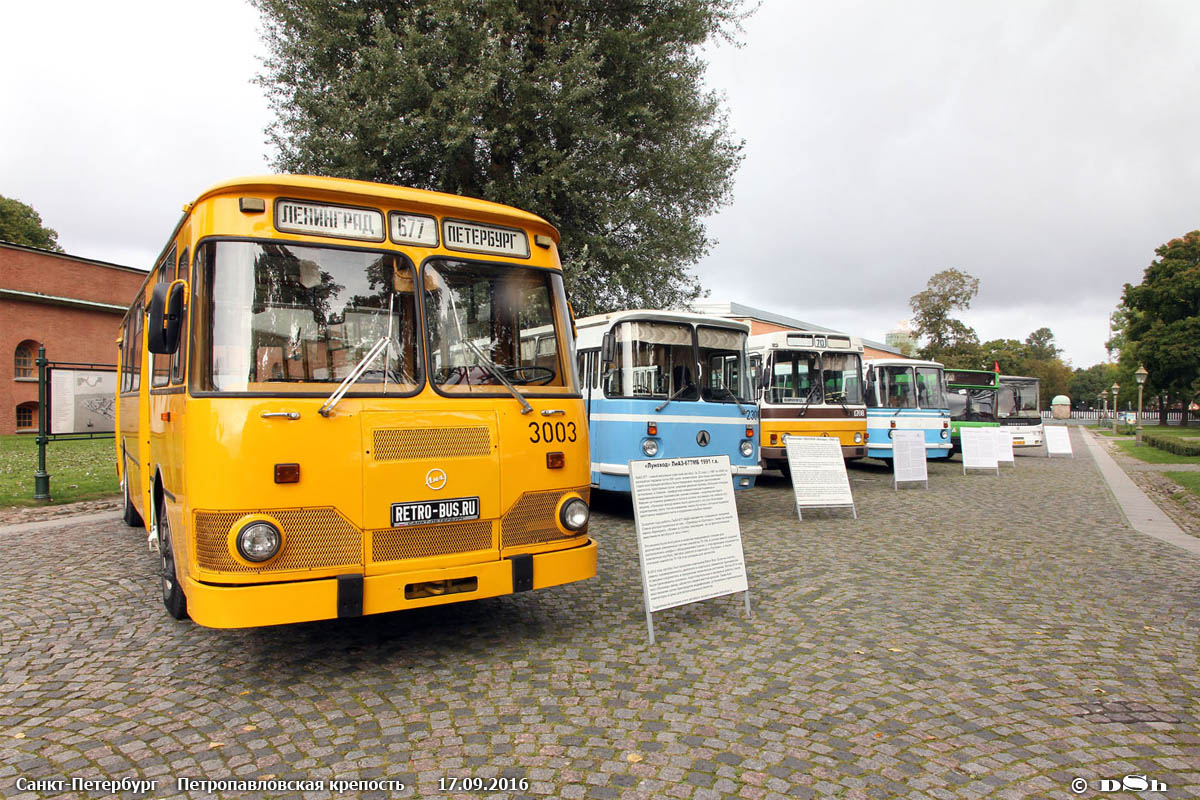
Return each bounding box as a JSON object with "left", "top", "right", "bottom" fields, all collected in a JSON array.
[{"left": 1143, "top": 431, "right": 1200, "bottom": 457}]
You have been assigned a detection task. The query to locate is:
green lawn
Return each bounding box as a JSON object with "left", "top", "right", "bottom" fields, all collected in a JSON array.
[
  {"left": 1116, "top": 438, "right": 1200, "bottom": 465},
  {"left": 0, "top": 434, "right": 119, "bottom": 507},
  {"left": 1138, "top": 424, "right": 1200, "bottom": 440},
  {"left": 1166, "top": 471, "right": 1200, "bottom": 499}
]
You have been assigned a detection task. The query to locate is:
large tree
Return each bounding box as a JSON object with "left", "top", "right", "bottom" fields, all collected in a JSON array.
[
  {"left": 908, "top": 268, "right": 980, "bottom": 364},
  {"left": 0, "top": 195, "right": 63, "bottom": 252},
  {"left": 254, "top": 0, "right": 748, "bottom": 314},
  {"left": 1116, "top": 230, "right": 1200, "bottom": 425}
]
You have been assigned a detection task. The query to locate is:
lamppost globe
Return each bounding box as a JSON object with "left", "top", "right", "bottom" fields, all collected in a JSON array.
[{"left": 1135, "top": 365, "right": 1148, "bottom": 385}]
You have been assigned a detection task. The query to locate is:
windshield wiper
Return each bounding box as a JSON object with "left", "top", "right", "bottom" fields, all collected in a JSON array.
[
  {"left": 709, "top": 372, "right": 749, "bottom": 415},
  {"left": 462, "top": 338, "right": 534, "bottom": 415},
  {"left": 319, "top": 336, "right": 390, "bottom": 417},
  {"left": 655, "top": 382, "right": 694, "bottom": 413}
]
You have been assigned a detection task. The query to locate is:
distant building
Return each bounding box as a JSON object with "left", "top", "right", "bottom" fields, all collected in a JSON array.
[
  {"left": 691, "top": 301, "right": 902, "bottom": 359},
  {"left": 1, "top": 241, "right": 146, "bottom": 434}
]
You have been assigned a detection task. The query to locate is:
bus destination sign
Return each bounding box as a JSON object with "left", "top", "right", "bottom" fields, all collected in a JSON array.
[
  {"left": 389, "top": 212, "right": 438, "bottom": 246},
  {"left": 443, "top": 219, "right": 529, "bottom": 258},
  {"left": 275, "top": 200, "right": 385, "bottom": 241}
]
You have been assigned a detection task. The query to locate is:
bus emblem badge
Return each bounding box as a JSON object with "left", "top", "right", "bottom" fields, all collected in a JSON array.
[
  {"left": 425, "top": 469, "right": 448, "bottom": 490},
  {"left": 696, "top": 430, "right": 710, "bottom": 447}
]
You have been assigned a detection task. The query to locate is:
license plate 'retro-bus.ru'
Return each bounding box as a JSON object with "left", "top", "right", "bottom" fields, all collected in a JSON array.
[{"left": 391, "top": 497, "right": 481, "bottom": 527}]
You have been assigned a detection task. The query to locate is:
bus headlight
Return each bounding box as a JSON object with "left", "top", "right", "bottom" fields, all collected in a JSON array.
[
  {"left": 854, "top": 432, "right": 863, "bottom": 444},
  {"left": 236, "top": 521, "right": 281, "bottom": 562},
  {"left": 642, "top": 438, "right": 659, "bottom": 457},
  {"left": 740, "top": 440, "right": 753, "bottom": 458},
  {"left": 559, "top": 497, "right": 590, "bottom": 531},
  {"left": 941, "top": 429, "right": 949, "bottom": 439}
]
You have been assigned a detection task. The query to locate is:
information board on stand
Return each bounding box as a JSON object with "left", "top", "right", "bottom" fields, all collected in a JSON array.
[
  {"left": 891, "top": 429, "right": 928, "bottom": 490},
  {"left": 629, "top": 455, "right": 751, "bottom": 645},
  {"left": 1045, "top": 425, "right": 1074, "bottom": 457},
  {"left": 993, "top": 428, "right": 1015, "bottom": 467},
  {"left": 784, "top": 436, "right": 857, "bottom": 519},
  {"left": 960, "top": 427, "right": 1000, "bottom": 475}
]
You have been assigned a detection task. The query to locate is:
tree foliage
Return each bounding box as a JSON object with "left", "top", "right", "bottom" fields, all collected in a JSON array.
[
  {"left": 1116, "top": 230, "right": 1200, "bottom": 420},
  {"left": 908, "top": 269, "right": 980, "bottom": 364},
  {"left": 0, "top": 195, "right": 63, "bottom": 252},
  {"left": 1069, "top": 363, "right": 1118, "bottom": 409},
  {"left": 977, "top": 329, "right": 1072, "bottom": 403},
  {"left": 253, "top": 0, "right": 749, "bottom": 315}
]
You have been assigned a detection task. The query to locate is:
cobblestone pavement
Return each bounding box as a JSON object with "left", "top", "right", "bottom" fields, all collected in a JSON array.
[{"left": 3, "top": 426, "right": 1200, "bottom": 800}]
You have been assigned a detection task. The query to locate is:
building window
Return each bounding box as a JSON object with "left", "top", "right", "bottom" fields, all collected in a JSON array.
[
  {"left": 16, "top": 403, "right": 37, "bottom": 430},
  {"left": 14, "top": 342, "right": 37, "bottom": 378}
]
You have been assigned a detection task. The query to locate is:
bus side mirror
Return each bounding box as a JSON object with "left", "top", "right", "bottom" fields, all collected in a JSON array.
[
  {"left": 601, "top": 332, "right": 616, "bottom": 366},
  {"left": 147, "top": 280, "right": 187, "bottom": 354}
]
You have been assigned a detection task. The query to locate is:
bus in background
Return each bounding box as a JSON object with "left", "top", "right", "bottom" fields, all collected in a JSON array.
[
  {"left": 863, "top": 358, "right": 951, "bottom": 463},
  {"left": 747, "top": 330, "right": 867, "bottom": 474},
  {"left": 575, "top": 310, "right": 760, "bottom": 492},
  {"left": 116, "top": 175, "right": 595, "bottom": 628},
  {"left": 998, "top": 374, "right": 1044, "bottom": 447},
  {"left": 945, "top": 368, "right": 1000, "bottom": 455}
]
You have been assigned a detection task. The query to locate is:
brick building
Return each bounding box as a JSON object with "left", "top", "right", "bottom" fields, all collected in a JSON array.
[{"left": 1, "top": 242, "right": 146, "bottom": 434}]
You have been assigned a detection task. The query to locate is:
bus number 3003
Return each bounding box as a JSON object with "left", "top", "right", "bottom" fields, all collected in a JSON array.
[{"left": 529, "top": 421, "right": 577, "bottom": 444}]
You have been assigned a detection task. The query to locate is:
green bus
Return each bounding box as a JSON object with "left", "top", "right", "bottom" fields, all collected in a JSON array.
[{"left": 945, "top": 368, "right": 999, "bottom": 456}]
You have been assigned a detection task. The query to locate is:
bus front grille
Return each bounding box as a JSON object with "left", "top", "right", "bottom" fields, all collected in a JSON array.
[
  {"left": 500, "top": 487, "right": 590, "bottom": 548},
  {"left": 369, "top": 520, "right": 495, "bottom": 563},
  {"left": 372, "top": 427, "right": 492, "bottom": 461},
  {"left": 194, "top": 509, "right": 362, "bottom": 573}
]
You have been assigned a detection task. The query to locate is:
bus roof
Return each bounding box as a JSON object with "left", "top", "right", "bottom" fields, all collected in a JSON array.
[
  {"left": 746, "top": 329, "right": 863, "bottom": 353},
  {"left": 863, "top": 357, "right": 945, "bottom": 369},
  {"left": 575, "top": 309, "right": 749, "bottom": 349},
  {"left": 192, "top": 174, "right": 561, "bottom": 242}
]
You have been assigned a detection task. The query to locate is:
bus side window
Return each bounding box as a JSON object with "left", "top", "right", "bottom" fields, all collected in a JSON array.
[{"left": 171, "top": 249, "right": 189, "bottom": 385}]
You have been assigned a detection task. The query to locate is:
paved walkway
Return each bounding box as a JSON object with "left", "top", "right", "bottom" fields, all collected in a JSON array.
[{"left": 2, "top": 426, "right": 1198, "bottom": 799}]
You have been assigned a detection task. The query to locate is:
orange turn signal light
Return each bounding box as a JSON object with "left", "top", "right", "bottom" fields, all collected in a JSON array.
[
  {"left": 770, "top": 433, "right": 778, "bottom": 445},
  {"left": 746, "top": 427, "right": 754, "bottom": 437},
  {"left": 547, "top": 452, "right": 565, "bottom": 469},
  {"left": 647, "top": 422, "right": 657, "bottom": 436}
]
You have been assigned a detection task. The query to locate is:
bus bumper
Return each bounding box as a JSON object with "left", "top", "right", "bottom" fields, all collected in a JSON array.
[{"left": 184, "top": 538, "right": 598, "bottom": 629}]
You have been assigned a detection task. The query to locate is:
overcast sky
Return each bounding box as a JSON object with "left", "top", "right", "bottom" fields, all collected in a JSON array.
[{"left": 3, "top": 1, "right": 1197, "bottom": 368}]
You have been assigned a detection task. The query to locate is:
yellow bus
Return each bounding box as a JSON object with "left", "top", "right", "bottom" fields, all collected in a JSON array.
[
  {"left": 747, "top": 330, "right": 867, "bottom": 473},
  {"left": 116, "top": 175, "right": 595, "bottom": 628}
]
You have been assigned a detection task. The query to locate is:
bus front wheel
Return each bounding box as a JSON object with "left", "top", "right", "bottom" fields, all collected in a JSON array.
[{"left": 158, "top": 502, "right": 188, "bottom": 620}]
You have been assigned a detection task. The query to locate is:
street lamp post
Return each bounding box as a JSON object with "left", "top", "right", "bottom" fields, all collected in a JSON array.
[
  {"left": 1111, "top": 382, "right": 1120, "bottom": 434},
  {"left": 1099, "top": 392, "right": 1107, "bottom": 429},
  {"left": 1135, "top": 365, "right": 1148, "bottom": 444}
]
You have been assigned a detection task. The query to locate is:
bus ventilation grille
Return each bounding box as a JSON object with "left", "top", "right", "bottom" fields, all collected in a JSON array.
[
  {"left": 194, "top": 509, "right": 362, "bottom": 573},
  {"left": 370, "top": 520, "right": 495, "bottom": 563},
  {"left": 500, "top": 487, "right": 590, "bottom": 548},
  {"left": 372, "top": 427, "right": 492, "bottom": 460}
]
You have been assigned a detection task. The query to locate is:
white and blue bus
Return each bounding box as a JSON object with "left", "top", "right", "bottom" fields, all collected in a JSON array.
[
  {"left": 575, "top": 310, "right": 760, "bottom": 492},
  {"left": 863, "top": 358, "right": 952, "bottom": 462}
]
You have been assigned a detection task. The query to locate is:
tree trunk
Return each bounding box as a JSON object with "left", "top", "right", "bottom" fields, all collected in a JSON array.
[{"left": 1159, "top": 393, "right": 1168, "bottom": 425}]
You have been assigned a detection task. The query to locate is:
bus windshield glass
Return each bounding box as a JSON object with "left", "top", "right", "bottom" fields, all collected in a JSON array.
[
  {"left": 915, "top": 367, "right": 945, "bottom": 408},
  {"left": 197, "top": 241, "right": 421, "bottom": 393},
  {"left": 768, "top": 351, "right": 820, "bottom": 404},
  {"left": 606, "top": 321, "right": 697, "bottom": 400},
  {"left": 878, "top": 366, "right": 916, "bottom": 408},
  {"left": 697, "top": 326, "right": 751, "bottom": 404},
  {"left": 424, "top": 259, "right": 575, "bottom": 395},
  {"left": 1000, "top": 380, "right": 1039, "bottom": 418},
  {"left": 822, "top": 353, "right": 863, "bottom": 405}
]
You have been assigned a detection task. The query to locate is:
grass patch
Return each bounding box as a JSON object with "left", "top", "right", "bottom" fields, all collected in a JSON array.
[
  {"left": 1116, "top": 438, "right": 1200, "bottom": 465},
  {"left": 1165, "top": 471, "right": 1200, "bottom": 499},
  {"left": 0, "top": 434, "right": 118, "bottom": 507}
]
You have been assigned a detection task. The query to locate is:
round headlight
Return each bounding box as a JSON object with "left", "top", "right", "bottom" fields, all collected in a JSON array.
[
  {"left": 560, "top": 498, "right": 589, "bottom": 531},
  {"left": 642, "top": 438, "right": 659, "bottom": 457},
  {"left": 740, "top": 440, "right": 754, "bottom": 458},
  {"left": 854, "top": 432, "right": 863, "bottom": 444},
  {"left": 941, "top": 429, "right": 949, "bottom": 439},
  {"left": 237, "top": 521, "right": 281, "bottom": 562}
]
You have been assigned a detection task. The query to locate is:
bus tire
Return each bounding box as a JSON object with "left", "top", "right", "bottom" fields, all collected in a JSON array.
[
  {"left": 158, "top": 501, "right": 188, "bottom": 621},
  {"left": 121, "top": 473, "right": 143, "bottom": 528}
]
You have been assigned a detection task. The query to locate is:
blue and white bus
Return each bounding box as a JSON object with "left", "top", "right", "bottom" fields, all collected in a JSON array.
[
  {"left": 863, "top": 358, "right": 952, "bottom": 462},
  {"left": 575, "top": 310, "right": 760, "bottom": 492}
]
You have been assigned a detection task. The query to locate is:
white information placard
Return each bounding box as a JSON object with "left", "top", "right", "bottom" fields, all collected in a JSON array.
[
  {"left": 629, "top": 455, "right": 751, "bottom": 644},
  {"left": 993, "top": 428, "right": 1015, "bottom": 466},
  {"left": 784, "top": 436, "right": 856, "bottom": 518},
  {"left": 960, "top": 427, "right": 999, "bottom": 474},
  {"left": 50, "top": 369, "right": 117, "bottom": 434},
  {"left": 1045, "top": 425, "right": 1074, "bottom": 457},
  {"left": 891, "top": 429, "right": 928, "bottom": 489}
]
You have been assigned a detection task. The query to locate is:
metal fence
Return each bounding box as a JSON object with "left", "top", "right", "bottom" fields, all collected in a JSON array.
[{"left": 1039, "top": 410, "right": 1186, "bottom": 422}]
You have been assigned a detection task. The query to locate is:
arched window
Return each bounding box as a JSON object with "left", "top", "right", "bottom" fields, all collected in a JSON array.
[
  {"left": 16, "top": 402, "right": 38, "bottom": 431},
  {"left": 14, "top": 341, "right": 38, "bottom": 378}
]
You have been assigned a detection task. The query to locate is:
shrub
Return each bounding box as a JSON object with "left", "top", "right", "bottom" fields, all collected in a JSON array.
[{"left": 1143, "top": 432, "right": 1200, "bottom": 457}]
